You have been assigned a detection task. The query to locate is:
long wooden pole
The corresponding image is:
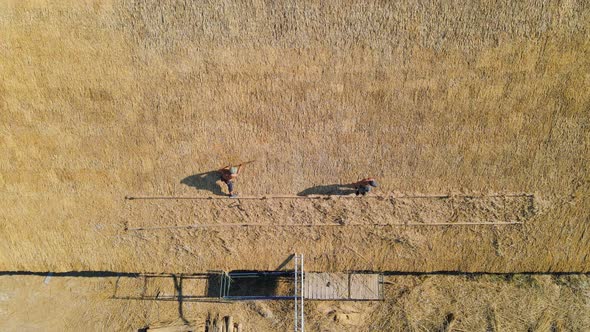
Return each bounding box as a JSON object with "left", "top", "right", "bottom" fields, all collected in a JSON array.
[
  {"left": 126, "top": 221, "right": 523, "bottom": 231},
  {"left": 125, "top": 193, "right": 533, "bottom": 200}
]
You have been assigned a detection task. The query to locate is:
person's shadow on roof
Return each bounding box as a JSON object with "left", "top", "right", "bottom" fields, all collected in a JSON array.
[
  {"left": 180, "top": 171, "right": 225, "bottom": 196},
  {"left": 297, "top": 183, "right": 356, "bottom": 196}
]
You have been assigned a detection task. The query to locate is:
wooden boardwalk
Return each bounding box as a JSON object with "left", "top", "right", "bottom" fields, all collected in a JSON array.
[{"left": 303, "top": 273, "right": 383, "bottom": 300}]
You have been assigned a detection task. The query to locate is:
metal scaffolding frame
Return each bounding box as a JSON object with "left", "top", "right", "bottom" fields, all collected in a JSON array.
[{"left": 217, "top": 254, "right": 306, "bottom": 331}]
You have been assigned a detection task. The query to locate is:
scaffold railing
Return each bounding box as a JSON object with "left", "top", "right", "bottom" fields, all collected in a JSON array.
[{"left": 293, "top": 253, "right": 304, "bottom": 332}]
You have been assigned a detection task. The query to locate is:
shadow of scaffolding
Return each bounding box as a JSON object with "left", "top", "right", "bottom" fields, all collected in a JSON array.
[
  {"left": 111, "top": 271, "right": 295, "bottom": 303},
  {"left": 113, "top": 272, "right": 225, "bottom": 303}
]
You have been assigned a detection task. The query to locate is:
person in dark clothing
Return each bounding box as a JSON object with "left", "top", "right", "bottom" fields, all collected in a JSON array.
[
  {"left": 353, "top": 177, "right": 378, "bottom": 196},
  {"left": 219, "top": 164, "right": 243, "bottom": 197}
]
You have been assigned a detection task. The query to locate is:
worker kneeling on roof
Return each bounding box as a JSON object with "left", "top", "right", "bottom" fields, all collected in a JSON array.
[
  {"left": 219, "top": 164, "right": 243, "bottom": 198},
  {"left": 353, "top": 177, "right": 378, "bottom": 196}
]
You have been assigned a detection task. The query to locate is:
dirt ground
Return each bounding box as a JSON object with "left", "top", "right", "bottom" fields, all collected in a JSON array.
[{"left": 1, "top": 0, "right": 589, "bottom": 330}]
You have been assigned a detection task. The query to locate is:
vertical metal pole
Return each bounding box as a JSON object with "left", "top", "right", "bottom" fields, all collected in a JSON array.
[
  {"left": 301, "top": 254, "right": 304, "bottom": 331},
  {"left": 220, "top": 273, "right": 224, "bottom": 299},
  {"left": 294, "top": 255, "right": 298, "bottom": 331}
]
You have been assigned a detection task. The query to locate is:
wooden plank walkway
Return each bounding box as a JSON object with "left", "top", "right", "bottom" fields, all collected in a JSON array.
[{"left": 303, "top": 273, "right": 382, "bottom": 300}]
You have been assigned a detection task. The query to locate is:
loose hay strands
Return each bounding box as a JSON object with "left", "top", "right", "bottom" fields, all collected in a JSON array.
[
  {"left": 126, "top": 221, "right": 523, "bottom": 231},
  {"left": 124, "top": 193, "right": 531, "bottom": 231}
]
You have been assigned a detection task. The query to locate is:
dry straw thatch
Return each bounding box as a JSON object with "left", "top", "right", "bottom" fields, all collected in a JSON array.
[{"left": 0, "top": 0, "right": 589, "bottom": 273}]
